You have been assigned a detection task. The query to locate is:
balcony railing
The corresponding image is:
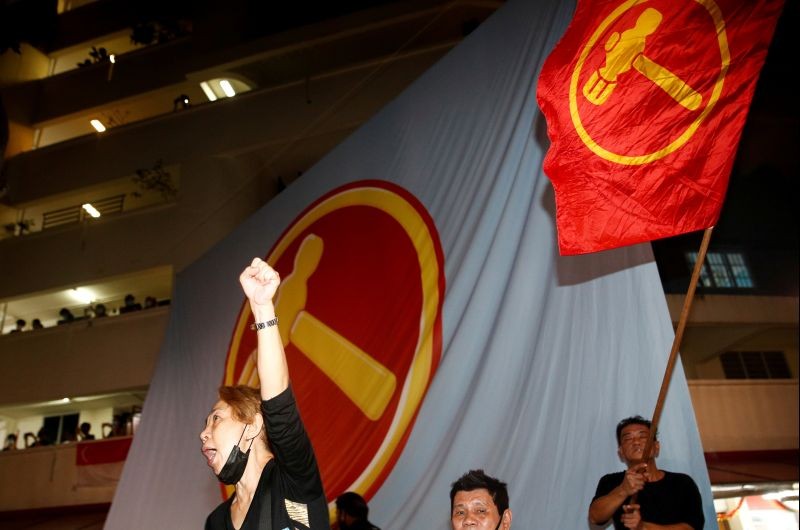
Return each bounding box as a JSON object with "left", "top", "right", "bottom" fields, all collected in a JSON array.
[
  {"left": 0, "top": 379, "right": 795, "bottom": 513},
  {"left": 0, "top": 436, "right": 132, "bottom": 511},
  {"left": 0, "top": 306, "right": 168, "bottom": 407}
]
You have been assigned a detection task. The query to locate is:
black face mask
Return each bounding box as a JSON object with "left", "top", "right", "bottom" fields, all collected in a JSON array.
[{"left": 216, "top": 425, "right": 253, "bottom": 485}]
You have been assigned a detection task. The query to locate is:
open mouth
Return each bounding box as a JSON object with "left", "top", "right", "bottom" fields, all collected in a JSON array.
[{"left": 202, "top": 447, "right": 217, "bottom": 467}]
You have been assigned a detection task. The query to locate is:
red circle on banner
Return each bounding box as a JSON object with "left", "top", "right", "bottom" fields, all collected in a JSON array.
[{"left": 224, "top": 180, "right": 445, "bottom": 504}]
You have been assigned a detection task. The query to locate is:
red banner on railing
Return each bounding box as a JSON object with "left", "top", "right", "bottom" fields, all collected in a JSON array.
[
  {"left": 75, "top": 437, "right": 132, "bottom": 487},
  {"left": 76, "top": 436, "right": 132, "bottom": 465}
]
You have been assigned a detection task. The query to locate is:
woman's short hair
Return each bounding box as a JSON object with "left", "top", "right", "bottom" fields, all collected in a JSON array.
[{"left": 218, "top": 385, "right": 267, "bottom": 442}]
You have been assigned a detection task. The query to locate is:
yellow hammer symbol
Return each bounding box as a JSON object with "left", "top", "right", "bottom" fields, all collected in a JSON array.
[
  {"left": 238, "top": 234, "right": 397, "bottom": 421},
  {"left": 583, "top": 8, "right": 702, "bottom": 111}
]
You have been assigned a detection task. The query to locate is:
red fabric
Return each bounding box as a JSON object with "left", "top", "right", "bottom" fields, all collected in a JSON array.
[
  {"left": 75, "top": 437, "right": 132, "bottom": 466},
  {"left": 536, "top": 0, "right": 784, "bottom": 255}
]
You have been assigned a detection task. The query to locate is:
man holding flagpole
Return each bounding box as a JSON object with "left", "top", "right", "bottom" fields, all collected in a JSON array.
[
  {"left": 538, "top": 3, "right": 784, "bottom": 527},
  {"left": 589, "top": 416, "right": 704, "bottom": 530}
]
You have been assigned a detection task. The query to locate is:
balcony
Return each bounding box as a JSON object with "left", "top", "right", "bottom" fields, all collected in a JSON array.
[
  {"left": 0, "top": 378, "right": 794, "bottom": 517},
  {"left": 667, "top": 294, "right": 799, "bottom": 326},
  {"left": 665, "top": 294, "right": 799, "bottom": 380},
  {"left": 0, "top": 38, "right": 463, "bottom": 300},
  {"left": 690, "top": 379, "right": 798, "bottom": 453},
  {"left": 689, "top": 379, "right": 798, "bottom": 486},
  {"left": 1, "top": 29, "right": 461, "bottom": 206},
  {"left": 0, "top": 305, "right": 167, "bottom": 406},
  {"left": 0, "top": 436, "right": 131, "bottom": 512},
  {"left": 0, "top": 201, "right": 196, "bottom": 299},
  {"left": 1, "top": 0, "right": 500, "bottom": 148}
]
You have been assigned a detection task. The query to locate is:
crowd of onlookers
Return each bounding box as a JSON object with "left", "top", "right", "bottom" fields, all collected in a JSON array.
[
  {"left": 2, "top": 415, "right": 135, "bottom": 451},
  {"left": 4, "top": 293, "right": 170, "bottom": 334},
  {"left": 3, "top": 422, "right": 95, "bottom": 451}
]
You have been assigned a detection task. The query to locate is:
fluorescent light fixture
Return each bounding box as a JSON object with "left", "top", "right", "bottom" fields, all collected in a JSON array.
[
  {"left": 90, "top": 119, "right": 106, "bottom": 132},
  {"left": 219, "top": 79, "right": 236, "bottom": 98},
  {"left": 109, "top": 54, "right": 116, "bottom": 63},
  {"left": 70, "top": 287, "right": 95, "bottom": 304},
  {"left": 200, "top": 81, "right": 217, "bottom": 101},
  {"left": 42, "top": 397, "right": 71, "bottom": 406},
  {"left": 72, "top": 393, "right": 116, "bottom": 402},
  {"left": 82, "top": 203, "right": 101, "bottom": 218}
]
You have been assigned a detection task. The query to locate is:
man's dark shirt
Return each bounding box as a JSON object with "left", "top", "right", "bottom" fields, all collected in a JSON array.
[{"left": 592, "top": 470, "right": 704, "bottom": 530}]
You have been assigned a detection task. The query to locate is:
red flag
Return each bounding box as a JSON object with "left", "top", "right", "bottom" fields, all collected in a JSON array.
[
  {"left": 536, "top": 0, "right": 784, "bottom": 255},
  {"left": 75, "top": 437, "right": 132, "bottom": 487}
]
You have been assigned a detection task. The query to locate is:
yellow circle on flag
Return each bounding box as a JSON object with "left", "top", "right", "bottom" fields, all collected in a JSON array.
[{"left": 569, "top": 0, "right": 730, "bottom": 165}]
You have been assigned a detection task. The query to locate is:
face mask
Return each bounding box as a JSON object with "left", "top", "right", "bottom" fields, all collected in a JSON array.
[{"left": 216, "top": 425, "right": 253, "bottom": 485}]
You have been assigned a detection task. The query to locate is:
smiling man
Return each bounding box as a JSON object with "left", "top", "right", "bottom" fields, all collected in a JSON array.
[
  {"left": 588, "top": 416, "right": 704, "bottom": 530},
  {"left": 450, "top": 469, "right": 512, "bottom": 530}
]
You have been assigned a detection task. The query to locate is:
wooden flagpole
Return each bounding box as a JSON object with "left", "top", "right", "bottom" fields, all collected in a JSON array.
[{"left": 632, "top": 226, "right": 714, "bottom": 502}]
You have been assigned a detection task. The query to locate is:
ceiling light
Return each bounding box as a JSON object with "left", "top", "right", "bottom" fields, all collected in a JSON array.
[
  {"left": 82, "top": 203, "right": 101, "bottom": 218},
  {"left": 41, "top": 397, "right": 71, "bottom": 406},
  {"left": 69, "top": 287, "right": 95, "bottom": 304},
  {"left": 90, "top": 119, "right": 106, "bottom": 132},
  {"left": 219, "top": 79, "right": 236, "bottom": 98},
  {"left": 71, "top": 393, "right": 116, "bottom": 402},
  {"left": 200, "top": 81, "right": 217, "bottom": 101}
]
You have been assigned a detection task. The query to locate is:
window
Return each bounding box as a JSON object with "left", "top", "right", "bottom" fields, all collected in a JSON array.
[
  {"left": 686, "top": 251, "right": 754, "bottom": 289},
  {"left": 720, "top": 351, "right": 792, "bottom": 379},
  {"left": 39, "top": 413, "right": 80, "bottom": 444}
]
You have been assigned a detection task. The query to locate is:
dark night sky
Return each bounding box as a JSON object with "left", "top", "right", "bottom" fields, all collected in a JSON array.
[
  {"left": 652, "top": 1, "right": 798, "bottom": 295},
  {"left": 716, "top": 0, "right": 798, "bottom": 247}
]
